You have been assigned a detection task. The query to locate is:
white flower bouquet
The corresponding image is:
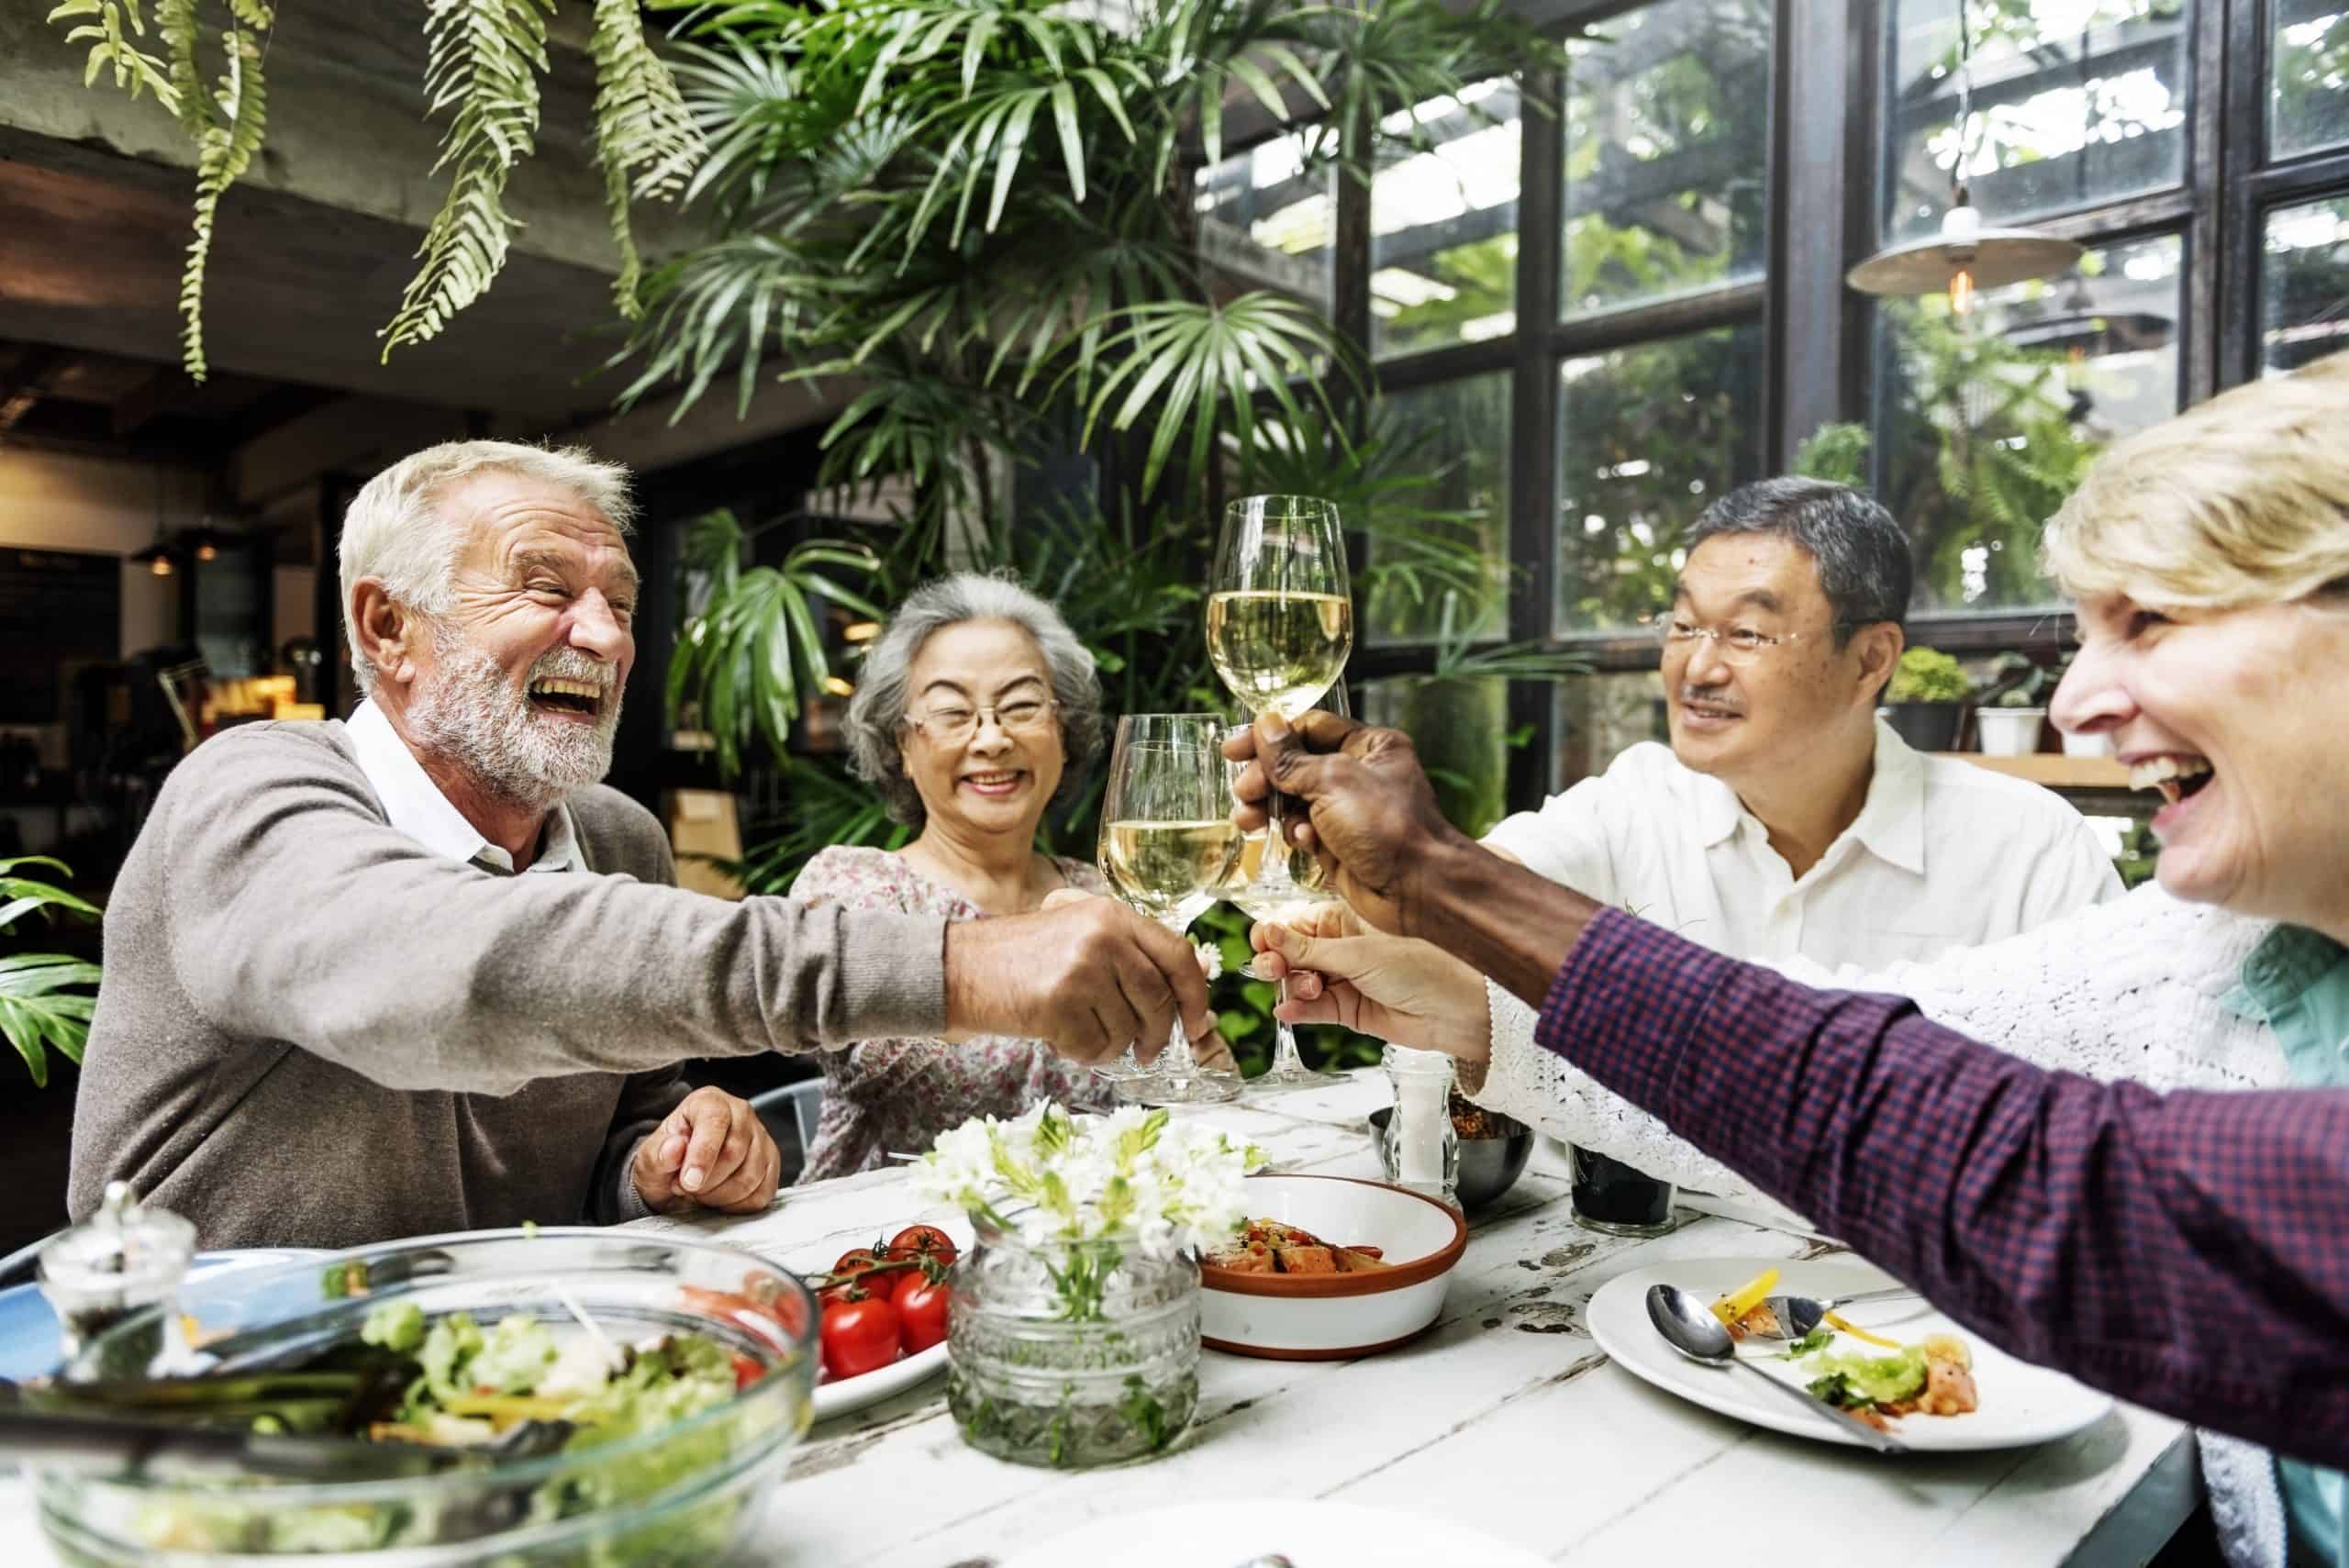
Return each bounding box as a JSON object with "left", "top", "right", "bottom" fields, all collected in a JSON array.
[{"left": 910, "top": 1101, "right": 1265, "bottom": 1263}]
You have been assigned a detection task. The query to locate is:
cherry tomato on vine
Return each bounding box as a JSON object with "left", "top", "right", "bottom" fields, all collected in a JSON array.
[
  {"left": 886, "top": 1225, "right": 958, "bottom": 1270},
  {"left": 819, "top": 1292, "right": 902, "bottom": 1380},
  {"left": 896, "top": 1276, "right": 951, "bottom": 1354}
]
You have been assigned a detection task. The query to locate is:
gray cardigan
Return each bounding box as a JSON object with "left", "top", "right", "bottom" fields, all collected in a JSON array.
[{"left": 67, "top": 720, "right": 948, "bottom": 1249}]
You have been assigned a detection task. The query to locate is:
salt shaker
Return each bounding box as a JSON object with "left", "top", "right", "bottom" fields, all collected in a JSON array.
[
  {"left": 1380, "top": 1044, "right": 1459, "bottom": 1207},
  {"left": 37, "top": 1181, "right": 197, "bottom": 1369}
]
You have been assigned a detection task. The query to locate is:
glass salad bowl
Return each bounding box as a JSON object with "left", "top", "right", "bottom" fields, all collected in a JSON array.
[{"left": 26, "top": 1228, "right": 817, "bottom": 1567}]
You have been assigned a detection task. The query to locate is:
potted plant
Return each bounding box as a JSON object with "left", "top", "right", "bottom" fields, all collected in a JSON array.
[
  {"left": 1882, "top": 648, "right": 1973, "bottom": 752},
  {"left": 1976, "top": 655, "right": 2050, "bottom": 757}
]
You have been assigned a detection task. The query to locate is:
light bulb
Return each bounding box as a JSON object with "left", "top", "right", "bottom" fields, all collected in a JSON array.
[
  {"left": 1949, "top": 266, "right": 1977, "bottom": 316},
  {"left": 150, "top": 556, "right": 173, "bottom": 577},
  {"left": 195, "top": 542, "right": 218, "bottom": 562}
]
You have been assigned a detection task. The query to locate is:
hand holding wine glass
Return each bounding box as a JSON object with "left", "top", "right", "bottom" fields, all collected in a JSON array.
[
  {"left": 1097, "top": 714, "right": 1245, "bottom": 1106},
  {"left": 1208, "top": 495, "right": 1353, "bottom": 904}
]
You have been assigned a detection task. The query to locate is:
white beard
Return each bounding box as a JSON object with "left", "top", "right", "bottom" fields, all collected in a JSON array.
[{"left": 407, "top": 632, "right": 624, "bottom": 811}]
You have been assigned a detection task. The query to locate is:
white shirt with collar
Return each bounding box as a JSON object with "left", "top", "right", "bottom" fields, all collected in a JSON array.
[
  {"left": 1483, "top": 717, "right": 2121, "bottom": 971},
  {"left": 344, "top": 699, "right": 583, "bottom": 876}
]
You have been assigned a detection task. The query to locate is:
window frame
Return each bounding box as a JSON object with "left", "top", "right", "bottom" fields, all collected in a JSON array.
[{"left": 1328, "top": 0, "right": 2300, "bottom": 806}]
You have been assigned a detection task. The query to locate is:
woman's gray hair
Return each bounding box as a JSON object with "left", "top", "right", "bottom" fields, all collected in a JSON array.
[{"left": 844, "top": 572, "right": 1104, "bottom": 827}]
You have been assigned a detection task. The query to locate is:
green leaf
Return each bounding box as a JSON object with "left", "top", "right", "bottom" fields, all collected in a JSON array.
[
  {"left": 382, "top": 0, "right": 556, "bottom": 359},
  {"left": 1, "top": 954, "right": 102, "bottom": 1087},
  {"left": 1047, "top": 80, "right": 1085, "bottom": 205}
]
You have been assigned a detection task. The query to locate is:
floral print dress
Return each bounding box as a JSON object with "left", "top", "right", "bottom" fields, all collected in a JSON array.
[{"left": 790, "top": 844, "right": 1117, "bottom": 1183}]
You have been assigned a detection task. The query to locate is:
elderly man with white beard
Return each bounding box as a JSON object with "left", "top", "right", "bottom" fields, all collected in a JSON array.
[{"left": 66, "top": 440, "right": 1214, "bottom": 1250}]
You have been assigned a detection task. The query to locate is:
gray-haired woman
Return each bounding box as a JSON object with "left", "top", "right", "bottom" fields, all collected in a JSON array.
[{"left": 792, "top": 573, "right": 1134, "bottom": 1180}]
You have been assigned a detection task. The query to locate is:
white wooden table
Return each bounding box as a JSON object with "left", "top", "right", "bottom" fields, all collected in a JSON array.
[{"left": 0, "top": 1072, "right": 2196, "bottom": 1566}]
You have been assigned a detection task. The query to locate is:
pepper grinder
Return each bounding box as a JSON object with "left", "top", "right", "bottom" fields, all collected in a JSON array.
[
  {"left": 1380, "top": 1044, "right": 1459, "bottom": 1207},
  {"left": 37, "top": 1181, "right": 197, "bottom": 1371}
]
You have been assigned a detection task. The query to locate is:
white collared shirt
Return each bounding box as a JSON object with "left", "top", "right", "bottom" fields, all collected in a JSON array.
[
  {"left": 344, "top": 700, "right": 583, "bottom": 876},
  {"left": 1483, "top": 718, "right": 2121, "bottom": 970}
]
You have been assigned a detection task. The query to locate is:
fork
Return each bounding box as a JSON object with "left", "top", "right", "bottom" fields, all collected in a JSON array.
[{"left": 1744, "top": 1285, "right": 1919, "bottom": 1341}]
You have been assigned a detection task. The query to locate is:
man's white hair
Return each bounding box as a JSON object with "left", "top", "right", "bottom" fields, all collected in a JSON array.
[{"left": 340, "top": 440, "right": 636, "bottom": 695}]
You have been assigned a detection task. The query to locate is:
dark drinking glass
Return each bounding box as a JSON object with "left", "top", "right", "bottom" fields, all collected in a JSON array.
[{"left": 1569, "top": 1146, "right": 1675, "bottom": 1237}]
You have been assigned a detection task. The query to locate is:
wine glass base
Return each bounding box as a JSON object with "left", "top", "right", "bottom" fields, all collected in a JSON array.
[
  {"left": 1245, "top": 1065, "right": 1350, "bottom": 1093},
  {"left": 1119, "top": 1070, "right": 1242, "bottom": 1106}
]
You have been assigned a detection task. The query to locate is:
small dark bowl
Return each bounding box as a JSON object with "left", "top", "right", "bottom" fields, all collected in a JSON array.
[{"left": 1368, "top": 1106, "right": 1534, "bottom": 1215}]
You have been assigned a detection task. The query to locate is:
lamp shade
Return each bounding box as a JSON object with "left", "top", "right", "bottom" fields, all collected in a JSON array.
[{"left": 1846, "top": 228, "right": 2085, "bottom": 296}]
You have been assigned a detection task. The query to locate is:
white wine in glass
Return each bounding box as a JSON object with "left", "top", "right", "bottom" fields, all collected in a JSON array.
[
  {"left": 1099, "top": 818, "right": 1243, "bottom": 926},
  {"left": 1095, "top": 715, "right": 1244, "bottom": 1106},
  {"left": 1204, "top": 589, "right": 1353, "bottom": 721},
  {"left": 1209, "top": 495, "right": 1353, "bottom": 902}
]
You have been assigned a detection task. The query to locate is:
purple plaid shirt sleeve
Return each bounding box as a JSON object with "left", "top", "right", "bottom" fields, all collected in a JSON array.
[{"left": 1540, "top": 907, "right": 2349, "bottom": 1470}]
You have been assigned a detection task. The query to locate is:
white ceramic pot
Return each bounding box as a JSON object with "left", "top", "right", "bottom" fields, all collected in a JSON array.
[
  {"left": 1976, "top": 706, "right": 2046, "bottom": 757},
  {"left": 1199, "top": 1174, "right": 1466, "bottom": 1360},
  {"left": 2060, "top": 728, "right": 2110, "bottom": 759}
]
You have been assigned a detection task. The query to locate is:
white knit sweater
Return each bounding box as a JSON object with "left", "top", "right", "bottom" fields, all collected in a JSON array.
[{"left": 1475, "top": 880, "right": 2290, "bottom": 1568}]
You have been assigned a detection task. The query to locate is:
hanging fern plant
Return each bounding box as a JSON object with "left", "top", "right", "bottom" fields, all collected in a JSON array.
[{"left": 46, "top": 0, "right": 707, "bottom": 380}]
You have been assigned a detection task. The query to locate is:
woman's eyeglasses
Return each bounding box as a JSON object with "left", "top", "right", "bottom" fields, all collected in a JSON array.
[{"left": 902, "top": 697, "right": 1058, "bottom": 745}]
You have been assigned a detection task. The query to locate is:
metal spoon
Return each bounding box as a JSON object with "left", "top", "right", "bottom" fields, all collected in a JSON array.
[{"left": 1644, "top": 1284, "right": 1909, "bottom": 1454}]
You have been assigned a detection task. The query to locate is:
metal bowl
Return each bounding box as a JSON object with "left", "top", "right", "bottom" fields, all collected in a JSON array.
[
  {"left": 33, "top": 1228, "right": 818, "bottom": 1567},
  {"left": 1367, "top": 1106, "right": 1533, "bottom": 1215}
]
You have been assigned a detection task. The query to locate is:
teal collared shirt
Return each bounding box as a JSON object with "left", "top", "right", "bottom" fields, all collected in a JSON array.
[{"left": 2227, "top": 925, "right": 2349, "bottom": 1566}]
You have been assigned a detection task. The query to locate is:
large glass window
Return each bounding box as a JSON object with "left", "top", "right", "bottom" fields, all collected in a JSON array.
[
  {"left": 1881, "top": 0, "right": 2192, "bottom": 242},
  {"left": 1560, "top": 0, "right": 1772, "bottom": 317},
  {"left": 1870, "top": 232, "right": 2184, "bottom": 612},
  {"left": 1195, "top": 131, "right": 1336, "bottom": 307},
  {"left": 2271, "top": 4, "right": 2349, "bottom": 161},
  {"left": 2261, "top": 195, "right": 2349, "bottom": 373},
  {"left": 1370, "top": 82, "right": 1522, "bottom": 359},
  {"left": 1365, "top": 374, "right": 1511, "bottom": 645},
  {"left": 1554, "top": 322, "right": 1766, "bottom": 635}
]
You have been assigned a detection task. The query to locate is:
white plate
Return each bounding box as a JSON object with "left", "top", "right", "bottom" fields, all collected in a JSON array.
[
  {"left": 773, "top": 1215, "right": 970, "bottom": 1423},
  {"left": 812, "top": 1336, "right": 948, "bottom": 1420},
  {"left": 998, "top": 1499, "right": 1550, "bottom": 1568},
  {"left": 1587, "top": 1256, "right": 2113, "bottom": 1452}
]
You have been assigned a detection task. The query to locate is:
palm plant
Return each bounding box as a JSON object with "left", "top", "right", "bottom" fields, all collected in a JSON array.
[
  {"left": 668, "top": 507, "right": 886, "bottom": 776},
  {"left": 620, "top": 0, "right": 1562, "bottom": 511},
  {"left": 636, "top": 0, "right": 1569, "bottom": 1073},
  {"left": 1, "top": 858, "right": 103, "bottom": 1088}
]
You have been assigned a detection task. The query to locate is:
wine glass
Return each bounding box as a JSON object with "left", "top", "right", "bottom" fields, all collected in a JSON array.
[
  {"left": 1096, "top": 714, "right": 1244, "bottom": 1106},
  {"left": 1219, "top": 684, "right": 1353, "bottom": 1093},
  {"left": 1208, "top": 495, "right": 1353, "bottom": 907}
]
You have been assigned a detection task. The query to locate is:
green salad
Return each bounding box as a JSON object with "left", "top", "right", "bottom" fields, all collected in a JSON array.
[
  {"left": 355, "top": 1301, "right": 741, "bottom": 1450},
  {"left": 114, "top": 1299, "right": 787, "bottom": 1566}
]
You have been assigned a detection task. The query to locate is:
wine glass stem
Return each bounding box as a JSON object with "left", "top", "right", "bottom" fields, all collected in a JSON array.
[
  {"left": 1259, "top": 789, "right": 1296, "bottom": 887},
  {"left": 1270, "top": 1014, "right": 1308, "bottom": 1075}
]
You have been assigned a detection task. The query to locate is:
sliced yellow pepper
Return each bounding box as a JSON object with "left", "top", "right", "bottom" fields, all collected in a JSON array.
[
  {"left": 1709, "top": 1266, "right": 1780, "bottom": 1327},
  {"left": 441, "top": 1393, "right": 586, "bottom": 1427},
  {"left": 1824, "top": 1310, "right": 1901, "bottom": 1349}
]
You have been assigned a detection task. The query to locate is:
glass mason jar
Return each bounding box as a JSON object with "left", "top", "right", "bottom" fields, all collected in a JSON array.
[{"left": 945, "top": 1222, "right": 1200, "bottom": 1469}]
